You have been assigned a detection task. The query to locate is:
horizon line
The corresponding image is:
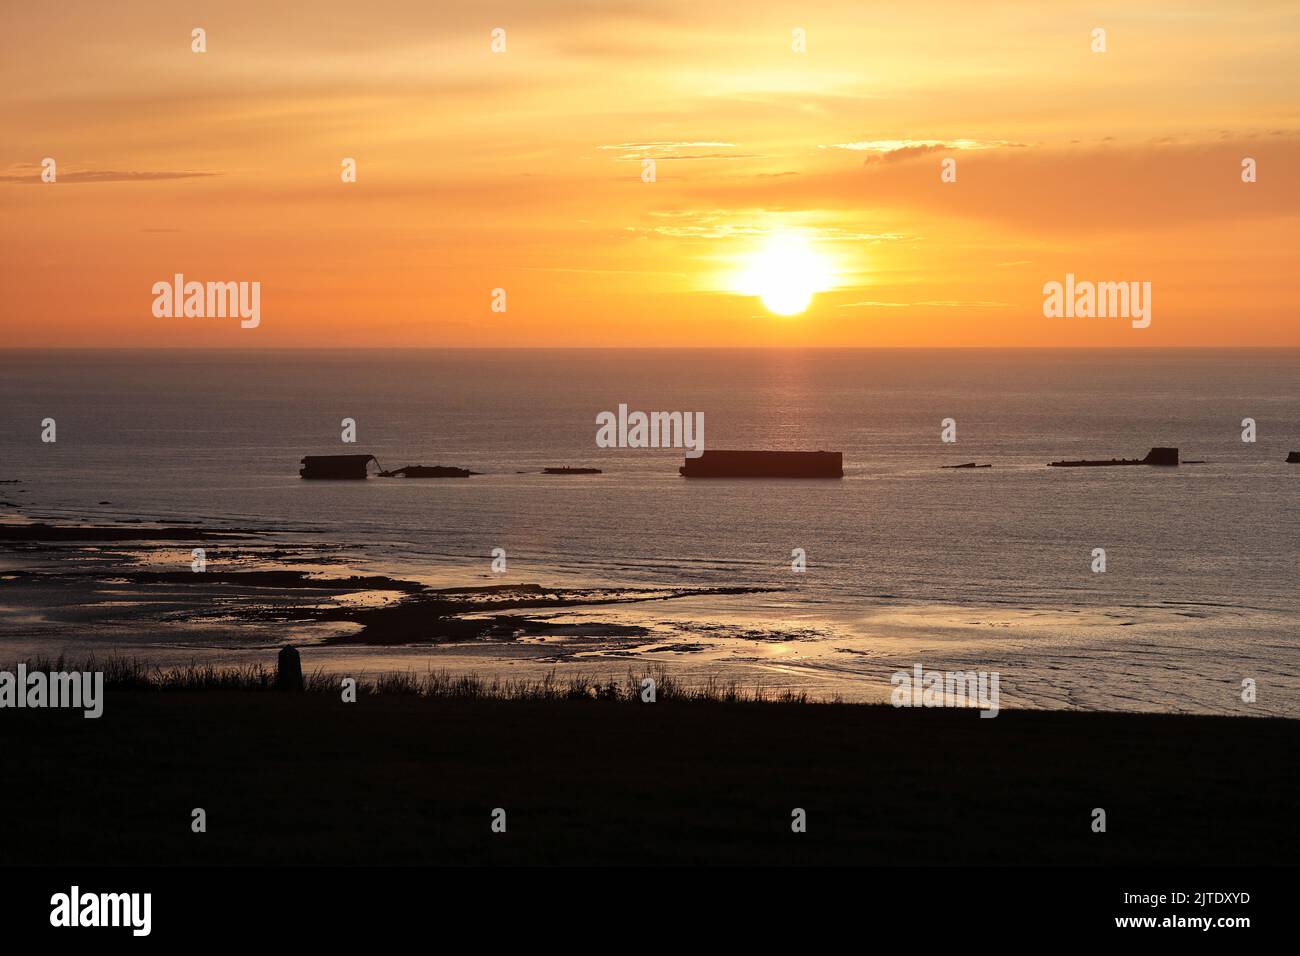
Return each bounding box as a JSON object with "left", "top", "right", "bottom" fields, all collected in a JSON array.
[{"left": 5, "top": 345, "right": 1300, "bottom": 352}]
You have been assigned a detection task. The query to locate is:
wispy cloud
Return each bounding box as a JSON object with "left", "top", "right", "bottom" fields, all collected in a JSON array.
[
  {"left": 0, "top": 167, "right": 218, "bottom": 185},
  {"left": 839, "top": 299, "right": 1012, "bottom": 309},
  {"left": 599, "top": 141, "right": 750, "bottom": 160},
  {"left": 821, "top": 139, "right": 1025, "bottom": 163},
  {"left": 599, "top": 141, "right": 736, "bottom": 151},
  {"left": 632, "top": 210, "right": 913, "bottom": 242}
]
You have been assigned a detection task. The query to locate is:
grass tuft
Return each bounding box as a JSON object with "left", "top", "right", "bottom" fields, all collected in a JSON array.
[{"left": 12, "top": 656, "right": 824, "bottom": 705}]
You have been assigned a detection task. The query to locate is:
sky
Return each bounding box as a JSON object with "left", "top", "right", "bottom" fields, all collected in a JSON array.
[{"left": 2, "top": 0, "right": 1298, "bottom": 347}]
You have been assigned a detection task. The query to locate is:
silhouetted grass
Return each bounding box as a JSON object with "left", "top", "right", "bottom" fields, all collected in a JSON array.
[{"left": 14, "top": 655, "right": 822, "bottom": 705}]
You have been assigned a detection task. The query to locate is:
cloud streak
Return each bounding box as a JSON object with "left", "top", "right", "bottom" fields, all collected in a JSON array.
[{"left": 1, "top": 168, "right": 218, "bottom": 185}]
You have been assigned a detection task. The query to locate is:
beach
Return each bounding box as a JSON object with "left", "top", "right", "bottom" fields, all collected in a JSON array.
[{"left": 2, "top": 509, "right": 1295, "bottom": 717}]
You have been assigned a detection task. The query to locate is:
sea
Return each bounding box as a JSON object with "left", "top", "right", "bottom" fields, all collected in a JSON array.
[{"left": 1, "top": 348, "right": 1296, "bottom": 716}]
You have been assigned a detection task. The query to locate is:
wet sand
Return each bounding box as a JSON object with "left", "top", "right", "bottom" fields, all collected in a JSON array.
[
  {"left": 0, "top": 518, "right": 812, "bottom": 690},
  {"left": 0, "top": 520, "right": 776, "bottom": 642},
  {"left": 2, "top": 515, "right": 1295, "bottom": 714}
]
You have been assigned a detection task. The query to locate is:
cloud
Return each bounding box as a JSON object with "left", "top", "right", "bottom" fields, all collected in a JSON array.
[
  {"left": 600, "top": 141, "right": 735, "bottom": 151},
  {"left": 0, "top": 168, "right": 218, "bottom": 185},
  {"left": 599, "top": 142, "right": 751, "bottom": 161},
  {"left": 631, "top": 209, "right": 913, "bottom": 242},
  {"left": 822, "top": 139, "right": 1026, "bottom": 163},
  {"left": 676, "top": 138, "right": 1300, "bottom": 233},
  {"left": 839, "top": 300, "right": 1012, "bottom": 309},
  {"left": 824, "top": 139, "right": 1010, "bottom": 151}
]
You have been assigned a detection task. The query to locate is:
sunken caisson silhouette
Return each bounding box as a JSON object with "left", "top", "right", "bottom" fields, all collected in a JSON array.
[
  {"left": 380, "top": 465, "right": 477, "bottom": 478},
  {"left": 299, "top": 455, "right": 380, "bottom": 479},
  {"left": 1048, "top": 446, "right": 1179, "bottom": 468},
  {"left": 299, "top": 456, "right": 476, "bottom": 479},
  {"left": 680, "top": 450, "right": 843, "bottom": 478}
]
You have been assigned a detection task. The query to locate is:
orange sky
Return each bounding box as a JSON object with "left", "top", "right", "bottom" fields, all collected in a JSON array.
[{"left": 2, "top": 0, "right": 1299, "bottom": 347}]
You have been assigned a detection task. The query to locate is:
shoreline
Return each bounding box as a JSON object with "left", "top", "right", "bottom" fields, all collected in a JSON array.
[{"left": 1, "top": 514, "right": 1294, "bottom": 717}]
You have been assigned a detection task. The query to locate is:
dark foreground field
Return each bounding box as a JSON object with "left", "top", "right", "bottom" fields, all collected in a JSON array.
[{"left": 1, "top": 691, "right": 1295, "bottom": 865}]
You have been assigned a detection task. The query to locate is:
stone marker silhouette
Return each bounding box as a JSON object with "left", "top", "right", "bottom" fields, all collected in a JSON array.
[{"left": 277, "top": 645, "right": 304, "bottom": 692}]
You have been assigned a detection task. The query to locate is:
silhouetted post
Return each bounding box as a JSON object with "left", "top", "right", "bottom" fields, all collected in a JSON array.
[{"left": 277, "top": 645, "right": 304, "bottom": 692}]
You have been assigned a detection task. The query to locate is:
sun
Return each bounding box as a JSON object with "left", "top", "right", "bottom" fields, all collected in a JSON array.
[{"left": 736, "top": 233, "right": 833, "bottom": 316}]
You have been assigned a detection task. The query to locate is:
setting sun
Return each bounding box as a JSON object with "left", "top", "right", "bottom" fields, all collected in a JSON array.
[{"left": 735, "top": 234, "right": 835, "bottom": 316}]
